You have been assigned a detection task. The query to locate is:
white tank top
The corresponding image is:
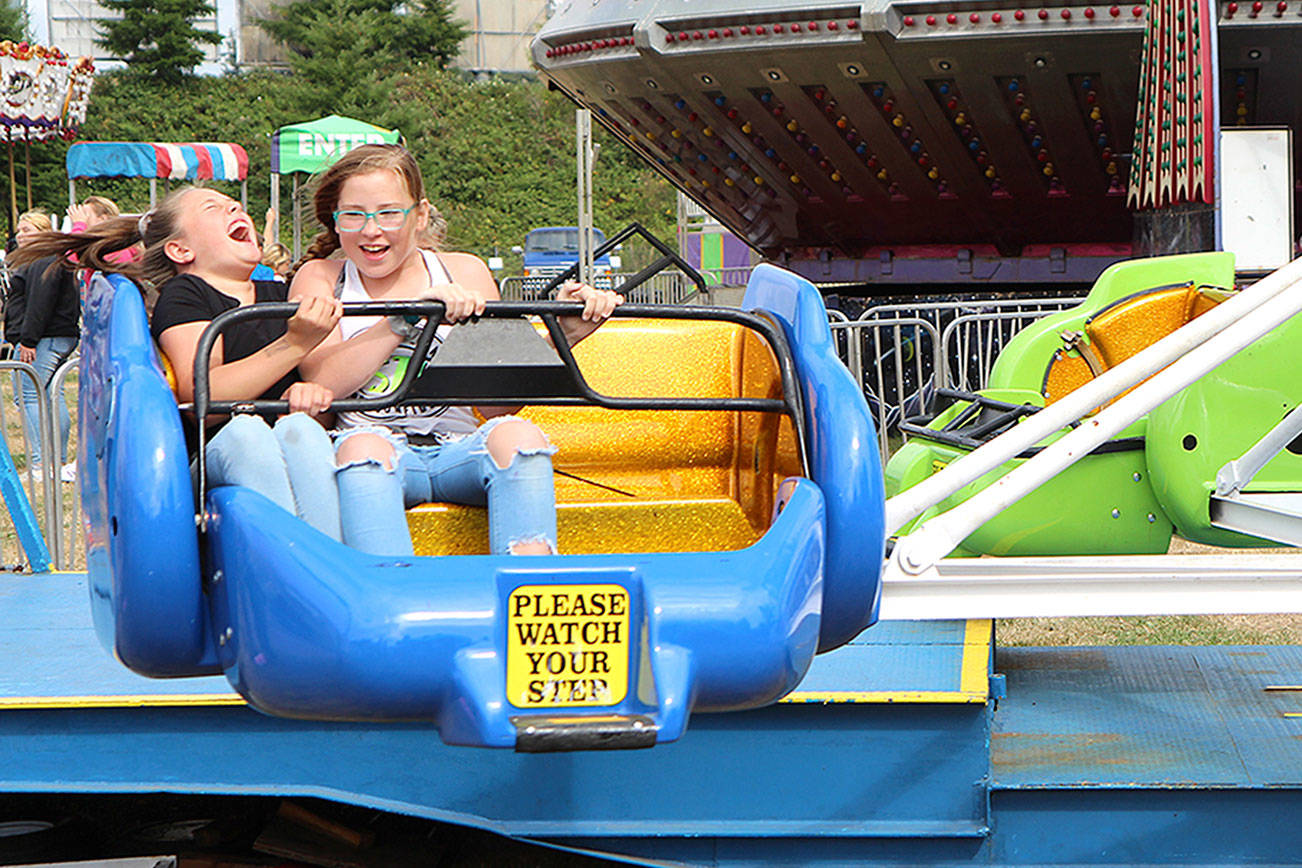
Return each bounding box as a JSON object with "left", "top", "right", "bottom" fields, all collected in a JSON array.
[{"left": 333, "top": 249, "right": 480, "bottom": 439}]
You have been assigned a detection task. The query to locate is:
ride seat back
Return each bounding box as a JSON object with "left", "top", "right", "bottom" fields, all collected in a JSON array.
[
  {"left": 406, "top": 318, "right": 802, "bottom": 556},
  {"left": 1042, "top": 282, "right": 1230, "bottom": 408}
]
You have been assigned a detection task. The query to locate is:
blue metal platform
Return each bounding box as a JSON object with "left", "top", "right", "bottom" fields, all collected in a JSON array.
[{"left": 2, "top": 572, "right": 1301, "bottom": 865}]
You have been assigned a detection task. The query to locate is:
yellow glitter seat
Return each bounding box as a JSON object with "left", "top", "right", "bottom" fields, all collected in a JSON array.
[
  {"left": 1041, "top": 283, "right": 1230, "bottom": 409},
  {"left": 406, "top": 318, "right": 802, "bottom": 556}
]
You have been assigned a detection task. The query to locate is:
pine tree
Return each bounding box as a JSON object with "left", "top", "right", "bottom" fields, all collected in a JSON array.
[
  {"left": 96, "top": 0, "right": 223, "bottom": 84},
  {"left": 0, "top": 1, "right": 27, "bottom": 42},
  {"left": 260, "top": 0, "right": 468, "bottom": 77}
]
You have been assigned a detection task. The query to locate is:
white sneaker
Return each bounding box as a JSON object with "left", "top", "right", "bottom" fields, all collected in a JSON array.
[{"left": 60, "top": 462, "right": 76, "bottom": 483}]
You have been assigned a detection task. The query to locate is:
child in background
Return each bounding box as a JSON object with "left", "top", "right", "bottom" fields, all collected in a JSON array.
[{"left": 4, "top": 209, "right": 78, "bottom": 478}]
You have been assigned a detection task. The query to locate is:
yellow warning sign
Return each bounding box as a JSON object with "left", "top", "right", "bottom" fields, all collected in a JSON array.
[{"left": 506, "top": 584, "right": 630, "bottom": 709}]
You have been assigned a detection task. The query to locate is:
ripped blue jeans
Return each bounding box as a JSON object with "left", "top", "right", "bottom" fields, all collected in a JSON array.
[
  {"left": 204, "top": 413, "right": 342, "bottom": 541},
  {"left": 334, "top": 416, "right": 558, "bottom": 557}
]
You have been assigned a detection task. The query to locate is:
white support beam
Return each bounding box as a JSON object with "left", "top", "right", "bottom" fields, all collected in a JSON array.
[
  {"left": 879, "top": 554, "right": 1302, "bottom": 620},
  {"left": 888, "top": 255, "right": 1302, "bottom": 576},
  {"left": 884, "top": 255, "right": 1302, "bottom": 539}
]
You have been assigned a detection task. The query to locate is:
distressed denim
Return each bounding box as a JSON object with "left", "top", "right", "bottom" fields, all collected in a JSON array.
[
  {"left": 335, "top": 416, "right": 558, "bottom": 557},
  {"left": 203, "top": 413, "right": 342, "bottom": 541},
  {"left": 13, "top": 335, "right": 77, "bottom": 467}
]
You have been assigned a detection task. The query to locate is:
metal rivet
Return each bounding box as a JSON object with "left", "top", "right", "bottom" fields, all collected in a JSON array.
[
  {"left": 1111, "top": 508, "right": 1121, "bottom": 518},
  {"left": 1147, "top": 513, "right": 1157, "bottom": 523},
  {"left": 212, "top": 570, "right": 222, "bottom": 583},
  {"left": 1132, "top": 472, "right": 1142, "bottom": 482}
]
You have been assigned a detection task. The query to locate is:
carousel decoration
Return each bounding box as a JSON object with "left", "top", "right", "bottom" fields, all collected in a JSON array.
[{"left": 0, "top": 40, "right": 95, "bottom": 224}]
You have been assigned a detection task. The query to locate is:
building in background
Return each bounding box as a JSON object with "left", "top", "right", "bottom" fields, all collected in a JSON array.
[
  {"left": 451, "top": 0, "right": 552, "bottom": 76},
  {"left": 21, "top": 0, "right": 550, "bottom": 75}
]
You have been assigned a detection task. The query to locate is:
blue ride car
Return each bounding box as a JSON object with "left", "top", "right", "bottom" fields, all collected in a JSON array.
[{"left": 79, "top": 264, "right": 885, "bottom": 750}]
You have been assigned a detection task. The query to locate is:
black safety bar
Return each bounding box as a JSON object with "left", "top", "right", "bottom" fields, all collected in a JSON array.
[
  {"left": 189, "top": 300, "right": 808, "bottom": 518},
  {"left": 899, "top": 387, "right": 1144, "bottom": 458},
  {"left": 540, "top": 222, "right": 709, "bottom": 300}
]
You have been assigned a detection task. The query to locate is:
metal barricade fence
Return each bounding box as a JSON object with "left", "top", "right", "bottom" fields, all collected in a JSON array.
[
  {"left": 701, "top": 266, "right": 754, "bottom": 289},
  {"left": 831, "top": 318, "right": 941, "bottom": 464},
  {"left": 500, "top": 271, "right": 704, "bottom": 305},
  {"left": 833, "top": 295, "right": 1085, "bottom": 464},
  {"left": 51, "top": 354, "right": 81, "bottom": 569},
  {"left": 610, "top": 271, "right": 702, "bottom": 304},
  {"left": 940, "top": 310, "right": 1071, "bottom": 392},
  {"left": 0, "top": 357, "right": 66, "bottom": 570},
  {"left": 500, "top": 275, "right": 561, "bottom": 300}
]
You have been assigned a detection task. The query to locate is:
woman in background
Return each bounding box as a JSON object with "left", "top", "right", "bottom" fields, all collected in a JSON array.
[{"left": 4, "top": 209, "right": 78, "bottom": 478}]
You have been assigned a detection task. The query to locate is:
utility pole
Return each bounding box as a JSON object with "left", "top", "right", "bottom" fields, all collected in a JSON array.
[{"left": 576, "top": 108, "right": 594, "bottom": 287}]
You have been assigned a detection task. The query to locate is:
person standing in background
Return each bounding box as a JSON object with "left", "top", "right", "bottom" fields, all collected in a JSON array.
[
  {"left": 68, "top": 196, "right": 139, "bottom": 269},
  {"left": 68, "top": 195, "right": 119, "bottom": 232},
  {"left": 4, "top": 209, "right": 79, "bottom": 480}
]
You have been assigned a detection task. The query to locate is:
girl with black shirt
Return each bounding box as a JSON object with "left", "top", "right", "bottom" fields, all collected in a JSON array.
[
  {"left": 10, "top": 187, "right": 345, "bottom": 538},
  {"left": 4, "top": 215, "right": 79, "bottom": 471}
]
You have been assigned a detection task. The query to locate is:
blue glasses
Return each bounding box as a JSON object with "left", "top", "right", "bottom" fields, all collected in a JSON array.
[{"left": 332, "top": 206, "right": 415, "bottom": 232}]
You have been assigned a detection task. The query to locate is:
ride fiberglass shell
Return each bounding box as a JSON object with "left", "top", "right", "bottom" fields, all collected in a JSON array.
[
  {"left": 884, "top": 252, "right": 1235, "bottom": 556},
  {"left": 80, "top": 264, "right": 885, "bottom": 750}
]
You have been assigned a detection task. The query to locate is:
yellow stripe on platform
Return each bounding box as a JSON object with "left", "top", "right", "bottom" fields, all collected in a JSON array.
[
  {"left": 782, "top": 620, "right": 992, "bottom": 705},
  {"left": 781, "top": 689, "right": 987, "bottom": 704},
  {"left": 958, "top": 618, "right": 993, "bottom": 697},
  {"left": 0, "top": 693, "right": 245, "bottom": 709},
  {"left": 1, "top": 623, "right": 996, "bottom": 710}
]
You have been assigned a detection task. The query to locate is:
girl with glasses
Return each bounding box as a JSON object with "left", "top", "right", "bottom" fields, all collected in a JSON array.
[{"left": 289, "top": 143, "right": 623, "bottom": 557}]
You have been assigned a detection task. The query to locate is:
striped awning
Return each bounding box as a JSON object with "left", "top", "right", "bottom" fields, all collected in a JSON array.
[{"left": 66, "top": 141, "right": 249, "bottom": 181}]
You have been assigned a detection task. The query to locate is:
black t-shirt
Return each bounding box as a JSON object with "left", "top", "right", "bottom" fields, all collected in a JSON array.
[
  {"left": 150, "top": 274, "right": 301, "bottom": 452},
  {"left": 3, "top": 255, "right": 79, "bottom": 346},
  {"left": 150, "top": 274, "right": 301, "bottom": 402}
]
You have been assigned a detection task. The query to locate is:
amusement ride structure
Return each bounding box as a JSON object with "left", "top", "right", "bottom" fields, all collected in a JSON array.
[{"left": 535, "top": 0, "right": 1296, "bottom": 285}]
